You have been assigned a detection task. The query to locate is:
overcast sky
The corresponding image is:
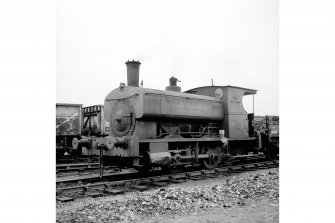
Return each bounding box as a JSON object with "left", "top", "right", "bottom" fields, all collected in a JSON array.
[{"left": 57, "top": 0, "right": 278, "bottom": 116}]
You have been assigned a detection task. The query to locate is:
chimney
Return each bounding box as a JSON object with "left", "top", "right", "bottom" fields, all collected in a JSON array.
[{"left": 125, "top": 60, "right": 141, "bottom": 87}]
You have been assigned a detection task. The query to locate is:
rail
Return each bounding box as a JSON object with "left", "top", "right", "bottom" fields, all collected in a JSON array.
[{"left": 56, "top": 159, "right": 279, "bottom": 202}]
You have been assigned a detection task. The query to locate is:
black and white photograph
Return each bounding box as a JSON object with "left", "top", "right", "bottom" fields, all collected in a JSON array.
[
  {"left": 56, "top": 0, "right": 279, "bottom": 222},
  {"left": 2, "top": 0, "right": 335, "bottom": 222}
]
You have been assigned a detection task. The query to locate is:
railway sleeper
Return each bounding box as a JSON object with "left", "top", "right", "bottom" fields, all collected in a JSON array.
[
  {"left": 256, "top": 164, "right": 269, "bottom": 169},
  {"left": 85, "top": 191, "right": 104, "bottom": 198},
  {"left": 228, "top": 166, "right": 243, "bottom": 171},
  {"left": 150, "top": 181, "right": 168, "bottom": 187},
  {"left": 186, "top": 171, "right": 202, "bottom": 178},
  {"left": 131, "top": 184, "right": 149, "bottom": 192},
  {"left": 189, "top": 176, "right": 206, "bottom": 181},
  {"left": 215, "top": 167, "right": 229, "bottom": 174},
  {"left": 104, "top": 189, "right": 124, "bottom": 195},
  {"left": 94, "top": 187, "right": 125, "bottom": 195},
  {"left": 186, "top": 171, "right": 203, "bottom": 179},
  {"left": 57, "top": 196, "right": 74, "bottom": 202},
  {"left": 58, "top": 187, "right": 86, "bottom": 194},
  {"left": 169, "top": 179, "right": 184, "bottom": 184},
  {"left": 243, "top": 164, "right": 257, "bottom": 169},
  {"left": 149, "top": 176, "right": 170, "bottom": 182},
  {"left": 86, "top": 184, "right": 106, "bottom": 191},
  {"left": 201, "top": 169, "right": 216, "bottom": 175},
  {"left": 169, "top": 174, "right": 187, "bottom": 181},
  {"left": 203, "top": 175, "right": 217, "bottom": 179},
  {"left": 134, "top": 178, "right": 152, "bottom": 185},
  {"left": 267, "top": 161, "right": 279, "bottom": 166},
  {"left": 107, "top": 180, "right": 127, "bottom": 187},
  {"left": 254, "top": 163, "right": 265, "bottom": 168}
]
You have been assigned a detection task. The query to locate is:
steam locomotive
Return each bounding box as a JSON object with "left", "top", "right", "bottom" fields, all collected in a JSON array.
[{"left": 72, "top": 60, "right": 279, "bottom": 170}]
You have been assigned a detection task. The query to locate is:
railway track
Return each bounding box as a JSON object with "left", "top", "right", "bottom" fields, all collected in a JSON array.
[
  {"left": 56, "top": 155, "right": 99, "bottom": 164},
  {"left": 56, "top": 155, "right": 102, "bottom": 174},
  {"left": 56, "top": 159, "right": 279, "bottom": 202},
  {"left": 56, "top": 162, "right": 100, "bottom": 173}
]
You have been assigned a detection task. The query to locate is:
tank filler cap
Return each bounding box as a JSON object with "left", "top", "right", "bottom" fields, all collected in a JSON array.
[{"left": 119, "top": 82, "right": 126, "bottom": 91}]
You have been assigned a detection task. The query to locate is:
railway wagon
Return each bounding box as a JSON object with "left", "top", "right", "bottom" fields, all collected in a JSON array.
[
  {"left": 56, "top": 103, "right": 82, "bottom": 157},
  {"left": 82, "top": 105, "right": 110, "bottom": 137},
  {"left": 74, "top": 60, "right": 278, "bottom": 170},
  {"left": 57, "top": 104, "right": 110, "bottom": 157},
  {"left": 75, "top": 105, "right": 111, "bottom": 156},
  {"left": 262, "top": 116, "right": 279, "bottom": 160}
]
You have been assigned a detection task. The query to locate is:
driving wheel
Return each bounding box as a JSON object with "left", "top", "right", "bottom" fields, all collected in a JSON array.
[{"left": 200, "top": 145, "right": 222, "bottom": 169}]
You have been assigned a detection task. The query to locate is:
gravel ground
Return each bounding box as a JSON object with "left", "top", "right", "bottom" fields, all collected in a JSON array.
[{"left": 56, "top": 168, "right": 279, "bottom": 223}]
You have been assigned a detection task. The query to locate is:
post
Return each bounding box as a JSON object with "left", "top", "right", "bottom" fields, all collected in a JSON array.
[{"left": 99, "top": 147, "right": 103, "bottom": 178}]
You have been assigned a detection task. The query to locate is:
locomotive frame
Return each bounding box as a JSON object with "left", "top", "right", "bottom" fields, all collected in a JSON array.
[{"left": 72, "top": 60, "right": 279, "bottom": 170}]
